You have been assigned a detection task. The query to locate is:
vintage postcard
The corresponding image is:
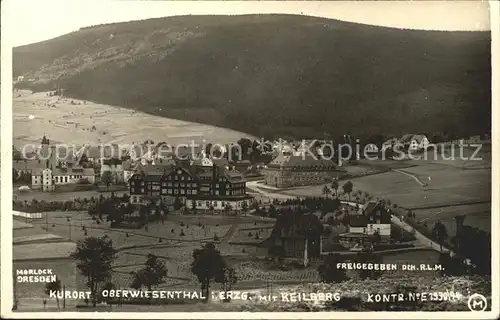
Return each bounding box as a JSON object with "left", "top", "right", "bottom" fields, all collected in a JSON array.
[{"left": 1, "top": 0, "right": 499, "bottom": 318}]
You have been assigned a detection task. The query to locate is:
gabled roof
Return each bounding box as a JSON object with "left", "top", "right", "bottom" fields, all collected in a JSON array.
[
  {"left": 162, "top": 165, "right": 194, "bottom": 178},
  {"left": 349, "top": 215, "right": 369, "bottom": 228},
  {"left": 361, "top": 200, "right": 391, "bottom": 222},
  {"left": 175, "top": 145, "right": 203, "bottom": 159},
  {"left": 268, "top": 154, "right": 341, "bottom": 170},
  {"left": 196, "top": 171, "right": 214, "bottom": 179},
  {"left": 156, "top": 143, "right": 173, "bottom": 157},
  {"left": 192, "top": 157, "right": 212, "bottom": 167},
  {"left": 411, "top": 134, "right": 428, "bottom": 143},
  {"left": 224, "top": 170, "right": 245, "bottom": 183},
  {"left": 136, "top": 164, "right": 172, "bottom": 182},
  {"left": 363, "top": 201, "right": 382, "bottom": 216},
  {"left": 382, "top": 138, "right": 398, "bottom": 146},
  {"left": 399, "top": 134, "right": 415, "bottom": 143}
]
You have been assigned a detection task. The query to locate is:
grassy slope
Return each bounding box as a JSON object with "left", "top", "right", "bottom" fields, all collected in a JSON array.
[{"left": 13, "top": 14, "right": 491, "bottom": 140}]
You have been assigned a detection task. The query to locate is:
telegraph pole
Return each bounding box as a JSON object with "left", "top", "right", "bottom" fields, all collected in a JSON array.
[{"left": 67, "top": 218, "right": 72, "bottom": 240}]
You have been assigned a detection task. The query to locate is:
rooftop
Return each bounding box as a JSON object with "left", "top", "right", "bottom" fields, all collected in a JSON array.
[{"left": 268, "top": 154, "right": 341, "bottom": 169}]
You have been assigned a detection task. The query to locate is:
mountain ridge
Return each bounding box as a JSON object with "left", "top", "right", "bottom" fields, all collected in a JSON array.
[{"left": 13, "top": 14, "right": 491, "bottom": 140}]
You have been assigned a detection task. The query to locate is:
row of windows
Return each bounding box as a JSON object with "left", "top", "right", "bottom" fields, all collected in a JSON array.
[
  {"left": 292, "top": 176, "right": 324, "bottom": 181},
  {"left": 197, "top": 200, "right": 245, "bottom": 208},
  {"left": 161, "top": 189, "right": 198, "bottom": 195},
  {"left": 290, "top": 171, "right": 325, "bottom": 176},
  {"left": 161, "top": 182, "right": 198, "bottom": 188},
  {"left": 134, "top": 180, "right": 243, "bottom": 188},
  {"left": 164, "top": 175, "right": 192, "bottom": 181},
  {"left": 131, "top": 186, "right": 243, "bottom": 197},
  {"left": 55, "top": 175, "right": 83, "bottom": 183}
]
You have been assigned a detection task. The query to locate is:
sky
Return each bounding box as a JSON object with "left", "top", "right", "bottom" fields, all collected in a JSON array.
[{"left": 3, "top": 0, "right": 492, "bottom": 47}]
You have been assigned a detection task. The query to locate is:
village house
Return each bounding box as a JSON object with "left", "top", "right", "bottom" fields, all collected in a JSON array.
[
  {"left": 262, "top": 154, "right": 346, "bottom": 188},
  {"left": 382, "top": 134, "right": 430, "bottom": 152},
  {"left": 407, "top": 134, "right": 430, "bottom": 151},
  {"left": 122, "top": 160, "right": 136, "bottom": 184},
  {"left": 13, "top": 159, "right": 42, "bottom": 175},
  {"left": 265, "top": 212, "right": 323, "bottom": 264},
  {"left": 363, "top": 143, "right": 379, "bottom": 154},
  {"left": 381, "top": 137, "right": 399, "bottom": 151},
  {"left": 338, "top": 200, "right": 392, "bottom": 247},
  {"left": 155, "top": 142, "right": 173, "bottom": 160},
  {"left": 101, "top": 158, "right": 124, "bottom": 184},
  {"left": 232, "top": 160, "right": 252, "bottom": 175},
  {"left": 399, "top": 134, "right": 431, "bottom": 151},
  {"left": 35, "top": 144, "right": 77, "bottom": 169},
  {"left": 191, "top": 150, "right": 230, "bottom": 169},
  {"left": 31, "top": 166, "right": 95, "bottom": 191},
  {"left": 78, "top": 144, "right": 123, "bottom": 164},
  {"left": 191, "top": 150, "right": 216, "bottom": 167}
]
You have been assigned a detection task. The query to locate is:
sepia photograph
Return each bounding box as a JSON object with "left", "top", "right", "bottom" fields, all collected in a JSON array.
[{"left": 1, "top": 0, "right": 498, "bottom": 318}]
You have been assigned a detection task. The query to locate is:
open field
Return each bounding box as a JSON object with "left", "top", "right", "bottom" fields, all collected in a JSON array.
[
  {"left": 13, "top": 90, "right": 255, "bottom": 148},
  {"left": 279, "top": 163, "right": 490, "bottom": 211},
  {"left": 261, "top": 157, "right": 490, "bottom": 235}
]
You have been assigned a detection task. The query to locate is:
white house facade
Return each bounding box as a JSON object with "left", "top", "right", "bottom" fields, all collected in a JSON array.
[
  {"left": 42, "top": 168, "right": 55, "bottom": 192},
  {"left": 348, "top": 224, "right": 391, "bottom": 237}
]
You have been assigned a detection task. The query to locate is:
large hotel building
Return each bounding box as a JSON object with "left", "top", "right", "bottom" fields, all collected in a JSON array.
[{"left": 129, "top": 163, "right": 253, "bottom": 211}]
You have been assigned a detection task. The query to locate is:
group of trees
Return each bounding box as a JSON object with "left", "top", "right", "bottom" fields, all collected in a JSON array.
[
  {"left": 131, "top": 254, "right": 168, "bottom": 291},
  {"left": 69, "top": 236, "right": 117, "bottom": 307},
  {"left": 12, "top": 169, "right": 32, "bottom": 184},
  {"left": 60, "top": 235, "right": 235, "bottom": 307},
  {"left": 191, "top": 242, "right": 237, "bottom": 300},
  {"left": 87, "top": 194, "right": 170, "bottom": 228},
  {"left": 322, "top": 179, "right": 353, "bottom": 200},
  {"left": 14, "top": 196, "right": 104, "bottom": 213},
  {"left": 438, "top": 218, "right": 491, "bottom": 277}
]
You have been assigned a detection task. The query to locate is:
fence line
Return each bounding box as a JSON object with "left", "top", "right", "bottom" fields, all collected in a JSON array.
[{"left": 13, "top": 211, "right": 43, "bottom": 219}]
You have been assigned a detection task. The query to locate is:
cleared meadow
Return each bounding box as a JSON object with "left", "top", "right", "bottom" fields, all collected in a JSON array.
[{"left": 13, "top": 90, "right": 255, "bottom": 148}]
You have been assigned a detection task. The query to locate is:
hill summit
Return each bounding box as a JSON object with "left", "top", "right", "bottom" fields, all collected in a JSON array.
[{"left": 14, "top": 14, "right": 491, "bottom": 140}]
